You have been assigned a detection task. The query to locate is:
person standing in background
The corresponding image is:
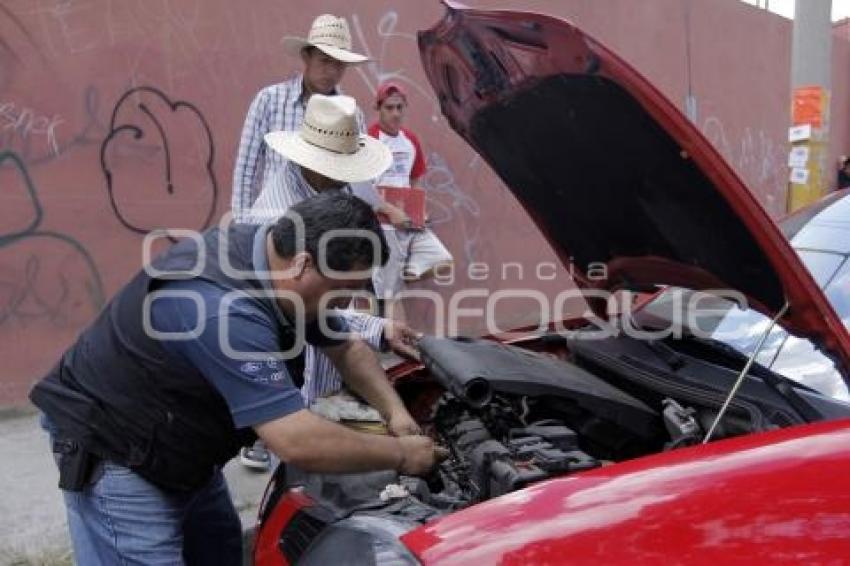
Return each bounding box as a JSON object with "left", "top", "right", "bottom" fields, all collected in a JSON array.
[
  {"left": 837, "top": 156, "right": 850, "bottom": 191},
  {"left": 368, "top": 82, "right": 453, "bottom": 322},
  {"left": 231, "top": 13, "right": 368, "bottom": 223}
]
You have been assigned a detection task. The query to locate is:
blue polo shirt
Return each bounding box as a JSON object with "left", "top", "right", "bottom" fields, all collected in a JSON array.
[{"left": 149, "top": 226, "right": 348, "bottom": 428}]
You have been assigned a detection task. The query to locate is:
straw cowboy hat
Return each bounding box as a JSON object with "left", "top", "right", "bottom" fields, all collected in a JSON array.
[
  {"left": 264, "top": 95, "right": 391, "bottom": 183},
  {"left": 282, "top": 14, "right": 369, "bottom": 64}
]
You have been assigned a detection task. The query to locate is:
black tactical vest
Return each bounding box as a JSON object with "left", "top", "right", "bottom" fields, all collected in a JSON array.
[{"left": 30, "top": 224, "right": 301, "bottom": 492}]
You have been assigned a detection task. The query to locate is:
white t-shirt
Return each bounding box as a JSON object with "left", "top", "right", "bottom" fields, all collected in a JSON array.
[{"left": 368, "top": 124, "right": 426, "bottom": 188}]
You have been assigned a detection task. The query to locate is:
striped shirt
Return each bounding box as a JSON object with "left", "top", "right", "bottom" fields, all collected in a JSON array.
[
  {"left": 239, "top": 161, "right": 386, "bottom": 404},
  {"left": 231, "top": 74, "right": 364, "bottom": 223},
  {"left": 246, "top": 160, "right": 381, "bottom": 225},
  {"left": 302, "top": 311, "right": 385, "bottom": 404}
]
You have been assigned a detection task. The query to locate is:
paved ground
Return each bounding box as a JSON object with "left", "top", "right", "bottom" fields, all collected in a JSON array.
[{"left": 0, "top": 411, "right": 272, "bottom": 565}]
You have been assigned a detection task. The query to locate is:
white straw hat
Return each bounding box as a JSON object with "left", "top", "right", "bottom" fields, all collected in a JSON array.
[
  {"left": 264, "top": 95, "right": 391, "bottom": 183},
  {"left": 282, "top": 14, "right": 369, "bottom": 64}
]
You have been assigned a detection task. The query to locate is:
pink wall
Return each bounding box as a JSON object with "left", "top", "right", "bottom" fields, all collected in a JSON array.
[{"left": 1, "top": 0, "right": 848, "bottom": 406}]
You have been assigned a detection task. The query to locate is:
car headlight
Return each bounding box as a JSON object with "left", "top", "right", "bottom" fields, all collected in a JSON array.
[{"left": 297, "top": 515, "right": 419, "bottom": 565}]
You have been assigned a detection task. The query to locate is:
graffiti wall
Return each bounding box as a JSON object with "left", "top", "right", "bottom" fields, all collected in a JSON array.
[{"left": 1, "top": 0, "right": 848, "bottom": 406}]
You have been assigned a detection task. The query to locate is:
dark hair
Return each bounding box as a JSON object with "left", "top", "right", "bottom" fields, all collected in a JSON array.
[{"left": 271, "top": 192, "right": 389, "bottom": 273}]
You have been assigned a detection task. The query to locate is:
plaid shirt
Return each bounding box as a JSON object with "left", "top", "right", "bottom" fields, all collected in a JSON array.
[{"left": 231, "top": 74, "right": 364, "bottom": 222}]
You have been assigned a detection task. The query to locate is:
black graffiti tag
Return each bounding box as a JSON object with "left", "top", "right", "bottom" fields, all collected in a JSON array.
[
  {"left": 100, "top": 86, "right": 218, "bottom": 237},
  {"left": 0, "top": 150, "right": 104, "bottom": 327}
]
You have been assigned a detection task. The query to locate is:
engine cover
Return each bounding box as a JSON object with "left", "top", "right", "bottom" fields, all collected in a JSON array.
[{"left": 420, "top": 336, "right": 659, "bottom": 438}]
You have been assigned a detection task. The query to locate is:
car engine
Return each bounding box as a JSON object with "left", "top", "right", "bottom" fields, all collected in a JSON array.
[
  {"left": 289, "top": 337, "right": 693, "bottom": 516},
  {"left": 428, "top": 394, "right": 600, "bottom": 505}
]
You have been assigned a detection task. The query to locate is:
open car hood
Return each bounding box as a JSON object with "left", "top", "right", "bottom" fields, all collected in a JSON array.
[{"left": 418, "top": 2, "right": 850, "bottom": 375}]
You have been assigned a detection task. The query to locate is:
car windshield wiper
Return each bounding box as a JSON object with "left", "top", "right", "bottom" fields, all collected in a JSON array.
[
  {"left": 627, "top": 307, "right": 823, "bottom": 426},
  {"left": 631, "top": 317, "right": 823, "bottom": 422},
  {"left": 678, "top": 333, "right": 821, "bottom": 423},
  {"left": 676, "top": 333, "right": 772, "bottom": 373},
  {"left": 627, "top": 312, "right": 823, "bottom": 425},
  {"left": 630, "top": 318, "right": 774, "bottom": 375}
]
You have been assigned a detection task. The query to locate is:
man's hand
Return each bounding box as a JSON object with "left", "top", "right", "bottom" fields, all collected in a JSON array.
[
  {"left": 383, "top": 320, "right": 422, "bottom": 361},
  {"left": 257, "top": 409, "right": 443, "bottom": 475},
  {"left": 384, "top": 204, "right": 412, "bottom": 229},
  {"left": 324, "top": 339, "right": 414, "bottom": 441},
  {"left": 387, "top": 409, "right": 421, "bottom": 436},
  {"left": 397, "top": 435, "right": 449, "bottom": 475}
]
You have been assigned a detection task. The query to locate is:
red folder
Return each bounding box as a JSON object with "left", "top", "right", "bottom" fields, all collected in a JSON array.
[{"left": 376, "top": 186, "right": 426, "bottom": 229}]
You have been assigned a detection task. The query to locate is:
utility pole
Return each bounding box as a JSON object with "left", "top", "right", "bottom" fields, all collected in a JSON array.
[{"left": 788, "top": 0, "right": 832, "bottom": 212}]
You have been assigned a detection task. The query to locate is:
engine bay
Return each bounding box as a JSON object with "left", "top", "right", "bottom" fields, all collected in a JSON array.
[
  {"left": 271, "top": 333, "right": 849, "bottom": 563},
  {"left": 418, "top": 335, "right": 705, "bottom": 509}
]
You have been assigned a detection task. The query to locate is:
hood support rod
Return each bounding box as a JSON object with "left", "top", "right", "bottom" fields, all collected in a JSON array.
[{"left": 703, "top": 301, "right": 790, "bottom": 444}]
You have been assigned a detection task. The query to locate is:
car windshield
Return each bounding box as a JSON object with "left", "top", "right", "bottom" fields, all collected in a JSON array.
[{"left": 640, "top": 248, "right": 850, "bottom": 402}]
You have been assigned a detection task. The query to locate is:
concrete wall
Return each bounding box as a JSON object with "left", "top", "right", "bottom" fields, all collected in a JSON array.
[
  {"left": 1, "top": 0, "right": 848, "bottom": 406},
  {"left": 833, "top": 19, "right": 850, "bottom": 172}
]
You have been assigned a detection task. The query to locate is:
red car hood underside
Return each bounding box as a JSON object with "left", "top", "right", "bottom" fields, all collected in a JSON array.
[{"left": 417, "top": 2, "right": 850, "bottom": 377}]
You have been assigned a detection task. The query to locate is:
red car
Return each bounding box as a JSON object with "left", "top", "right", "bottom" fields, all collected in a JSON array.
[{"left": 254, "top": 3, "right": 850, "bottom": 564}]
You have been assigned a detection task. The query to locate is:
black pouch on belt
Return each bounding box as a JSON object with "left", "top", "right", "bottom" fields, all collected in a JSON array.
[{"left": 53, "top": 438, "right": 99, "bottom": 492}]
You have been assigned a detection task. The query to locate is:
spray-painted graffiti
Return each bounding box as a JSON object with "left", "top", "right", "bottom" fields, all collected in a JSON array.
[
  {"left": 0, "top": 100, "right": 64, "bottom": 158},
  {"left": 0, "top": 86, "right": 110, "bottom": 168},
  {"left": 100, "top": 86, "right": 218, "bottom": 236},
  {"left": 421, "top": 151, "right": 484, "bottom": 264},
  {"left": 350, "top": 10, "right": 441, "bottom": 122},
  {"left": 0, "top": 2, "right": 73, "bottom": 165},
  {"left": 701, "top": 116, "right": 786, "bottom": 216},
  {"left": 0, "top": 151, "right": 104, "bottom": 327}
]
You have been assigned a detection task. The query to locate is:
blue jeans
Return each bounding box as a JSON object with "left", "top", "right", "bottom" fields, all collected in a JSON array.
[{"left": 62, "top": 461, "right": 242, "bottom": 565}]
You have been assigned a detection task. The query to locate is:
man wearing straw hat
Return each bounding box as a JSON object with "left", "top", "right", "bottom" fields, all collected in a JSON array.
[
  {"left": 241, "top": 93, "right": 425, "bottom": 471},
  {"left": 232, "top": 13, "right": 368, "bottom": 223},
  {"left": 246, "top": 93, "right": 424, "bottom": 402}
]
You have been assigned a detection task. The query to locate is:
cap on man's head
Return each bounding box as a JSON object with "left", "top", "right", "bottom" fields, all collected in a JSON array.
[
  {"left": 376, "top": 82, "right": 407, "bottom": 107},
  {"left": 282, "top": 14, "right": 369, "bottom": 64}
]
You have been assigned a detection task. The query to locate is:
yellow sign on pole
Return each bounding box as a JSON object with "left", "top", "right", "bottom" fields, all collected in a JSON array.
[{"left": 787, "top": 86, "right": 830, "bottom": 213}]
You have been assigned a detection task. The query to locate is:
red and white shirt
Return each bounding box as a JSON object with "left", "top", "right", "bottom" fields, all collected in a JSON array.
[{"left": 367, "top": 124, "right": 426, "bottom": 188}]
